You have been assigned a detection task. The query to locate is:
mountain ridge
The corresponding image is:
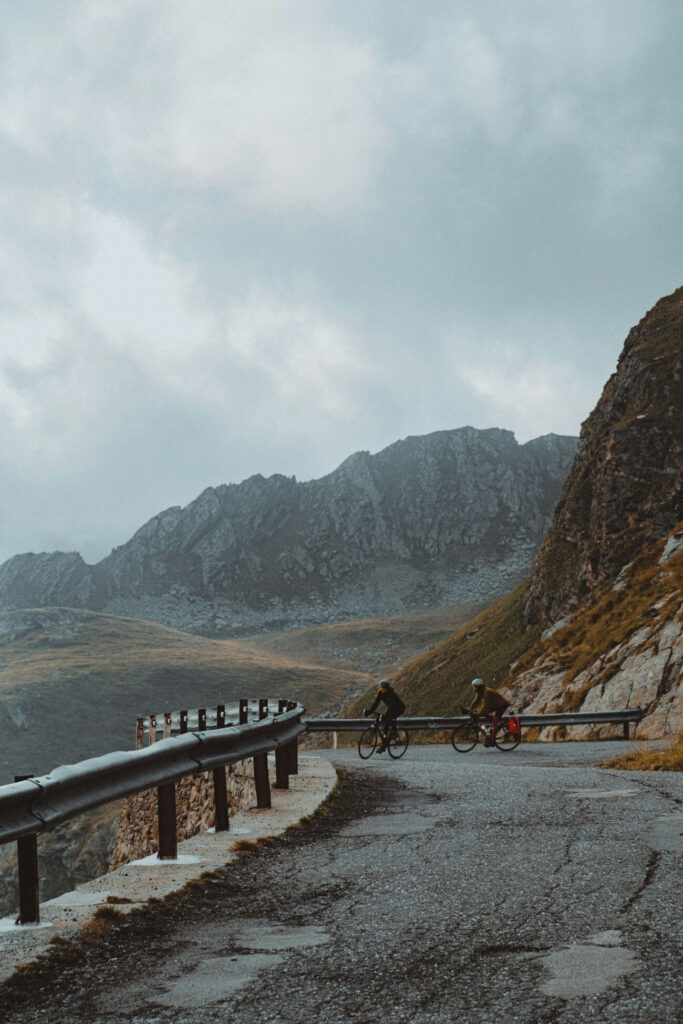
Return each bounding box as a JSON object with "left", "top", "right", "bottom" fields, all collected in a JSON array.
[{"left": 0, "top": 426, "right": 577, "bottom": 637}]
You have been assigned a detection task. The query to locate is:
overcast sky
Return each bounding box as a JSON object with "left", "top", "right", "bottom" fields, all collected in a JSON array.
[{"left": 0, "top": 0, "right": 681, "bottom": 566}]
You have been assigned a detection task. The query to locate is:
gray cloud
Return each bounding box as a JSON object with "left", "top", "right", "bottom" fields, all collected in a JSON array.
[{"left": 0, "top": 0, "right": 680, "bottom": 564}]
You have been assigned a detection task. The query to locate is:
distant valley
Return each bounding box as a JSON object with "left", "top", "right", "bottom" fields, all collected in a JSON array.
[{"left": 0, "top": 599, "right": 489, "bottom": 784}]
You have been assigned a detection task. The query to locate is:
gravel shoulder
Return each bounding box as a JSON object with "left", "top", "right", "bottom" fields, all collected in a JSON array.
[{"left": 1, "top": 742, "right": 680, "bottom": 1024}]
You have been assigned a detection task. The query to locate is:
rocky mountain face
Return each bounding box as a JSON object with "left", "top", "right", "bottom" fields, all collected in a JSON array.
[
  {"left": 515, "top": 288, "right": 683, "bottom": 738},
  {"left": 391, "top": 287, "right": 682, "bottom": 739},
  {"left": 525, "top": 287, "right": 683, "bottom": 625},
  {"left": 0, "top": 428, "right": 576, "bottom": 636}
]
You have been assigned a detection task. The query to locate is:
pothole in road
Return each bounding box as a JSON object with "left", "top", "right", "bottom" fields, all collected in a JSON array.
[
  {"left": 339, "top": 810, "right": 436, "bottom": 837},
  {"left": 232, "top": 920, "right": 331, "bottom": 952},
  {"left": 152, "top": 953, "right": 283, "bottom": 1008},
  {"left": 539, "top": 929, "right": 641, "bottom": 999},
  {"left": 105, "top": 920, "right": 332, "bottom": 1012},
  {"left": 647, "top": 812, "right": 683, "bottom": 853}
]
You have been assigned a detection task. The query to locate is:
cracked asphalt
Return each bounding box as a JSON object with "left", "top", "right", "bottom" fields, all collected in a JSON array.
[{"left": 1, "top": 742, "right": 681, "bottom": 1024}]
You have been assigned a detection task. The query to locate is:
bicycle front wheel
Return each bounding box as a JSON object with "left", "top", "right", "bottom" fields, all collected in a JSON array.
[
  {"left": 495, "top": 723, "right": 521, "bottom": 751},
  {"left": 358, "top": 726, "right": 378, "bottom": 759},
  {"left": 451, "top": 723, "right": 478, "bottom": 752},
  {"left": 387, "top": 727, "right": 409, "bottom": 759}
]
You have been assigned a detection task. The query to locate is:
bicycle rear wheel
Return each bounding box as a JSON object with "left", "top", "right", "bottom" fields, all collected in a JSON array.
[
  {"left": 387, "top": 727, "right": 409, "bottom": 759},
  {"left": 451, "top": 723, "right": 478, "bottom": 752},
  {"left": 495, "top": 723, "right": 521, "bottom": 751},
  {"left": 358, "top": 726, "right": 378, "bottom": 759}
]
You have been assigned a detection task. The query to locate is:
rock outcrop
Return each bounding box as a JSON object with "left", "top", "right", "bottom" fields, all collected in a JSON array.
[
  {"left": 504, "top": 526, "right": 682, "bottom": 739},
  {"left": 526, "top": 287, "right": 682, "bottom": 625},
  {"left": 0, "top": 428, "right": 576, "bottom": 636}
]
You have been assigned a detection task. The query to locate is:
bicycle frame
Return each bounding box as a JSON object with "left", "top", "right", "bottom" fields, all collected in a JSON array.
[
  {"left": 451, "top": 711, "right": 520, "bottom": 752},
  {"left": 358, "top": 713, "right": 409, "bottom": 759}
]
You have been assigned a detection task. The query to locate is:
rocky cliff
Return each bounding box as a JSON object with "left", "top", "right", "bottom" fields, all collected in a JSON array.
[
  {"left": 388, "top": 288, "right": 682, "bottom": 738},
  {"left": 525, "top": 287, "right": 682, "bottom": 624},
  {"left": 0, "top": 428, "right": 576, "bottom": 636}
]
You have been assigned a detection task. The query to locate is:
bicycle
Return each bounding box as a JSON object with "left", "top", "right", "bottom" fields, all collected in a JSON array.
[
  {"left": 451, "top": 708, "right": 521, "bottom": 752},
  {"left": 358, "top": 712, "right": 409, "bottom": 760}
]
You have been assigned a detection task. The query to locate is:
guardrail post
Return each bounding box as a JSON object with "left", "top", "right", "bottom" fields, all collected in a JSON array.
[
  {"left": 149, "top": 714, "right": 157, "bottom": 744},
  {"left": 136, "top": 718, "right": 145, "bottom": 749},
  {"left": 623, "top": 721, "right": 630, "bottom": 740},
  {"left": 14, "top": 776, "right": 40, "bottom": 925},
  {"left": 157, "top": 782, "right": 177, "bottom": 860},
  {"left": 211, "top": 703, "right": 230, "bottom": 831},
  {"left": 198, "top": 708, "right": 207, "bottom": 731},
  {"left": 16, "top": 835, "right": 40, "bottom": 925},
  {"left": 163, "top": 712, "right": 172, "bottom": 739},
  {"left": 239, "top": 699, "right": 248, "bottom": 725},
  {"left": 253, "top": 699, "right": 271, "bottom": 809},
  {"left": 287, "top": 700, "right": 299, "bottom": 774},
  {"left": 180, "top": 709, "right": 188, "bottom": 734},
  {"left": 275, "top": 700, "right": 290, "bottom": 789},
  {"left": 213, "top": 766, "right": 230, "bottom": 832}
]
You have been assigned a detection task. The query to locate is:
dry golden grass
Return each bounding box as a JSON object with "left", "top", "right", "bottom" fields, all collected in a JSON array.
[
  {"left": 603, "top": 734, "right": 683, "bottom": 772},
  {"left": 382, "top": 526, "right": 682, "bottom": 723},
  {"left": 232, "top": 839, "right": 260, "bottom": 857},
  {"left": 0, "top": 600, "right": 488, "bottom": 782}
]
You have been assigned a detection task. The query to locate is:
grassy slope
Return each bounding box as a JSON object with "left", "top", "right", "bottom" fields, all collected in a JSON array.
[
  {"left": 249, "top": 600, "right": 492, "bottom": 677},
  {"left": 0, "top": 601, "right": 487, "bottom": 781},
  {"left": 350, "top": 581, "right": 543, "bottom": 716},
  {"left": 361, "top": 525, "right": 682, "bottom": 719}
]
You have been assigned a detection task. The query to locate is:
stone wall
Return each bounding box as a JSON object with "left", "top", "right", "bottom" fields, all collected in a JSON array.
[{"left": 110, "top": 758, "right": 262, "bottom": 869}]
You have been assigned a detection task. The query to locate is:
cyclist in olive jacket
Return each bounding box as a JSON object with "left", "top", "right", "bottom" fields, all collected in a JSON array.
[
  {"left": 364, "top": 679, "right": 406, "bottom": 753},
  {"left": 468, "top": 678, "right": 509, "bottom": 746}
]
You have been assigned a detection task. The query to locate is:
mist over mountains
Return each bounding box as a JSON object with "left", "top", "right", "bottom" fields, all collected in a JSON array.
[{"left": 0, "top": 427, "right": 576, "bottom": 636}]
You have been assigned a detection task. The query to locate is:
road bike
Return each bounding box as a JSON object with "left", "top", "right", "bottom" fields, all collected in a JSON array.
[
  {"left": 451, "top": 709, "right": 521, "bottom": 752},
  {"left": 358, "top": 712, "right": 409, "bottom": 760}
]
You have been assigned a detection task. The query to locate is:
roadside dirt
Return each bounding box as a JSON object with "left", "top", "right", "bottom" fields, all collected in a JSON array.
[{"left": 0, "top": 769, "right": 389, "bottom": 1024}]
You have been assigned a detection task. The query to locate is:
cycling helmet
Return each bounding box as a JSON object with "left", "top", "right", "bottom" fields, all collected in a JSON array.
[
  {"left": 471, "top": 678, "right": 485, "bottom": 689},
  {"left": 378, "top": 679, "right": 390, "bottom": 689}
]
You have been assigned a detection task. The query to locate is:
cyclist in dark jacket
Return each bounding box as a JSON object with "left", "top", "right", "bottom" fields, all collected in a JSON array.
[
  {"left": 364, "top": 679, "right": 406, "bottom": 753},
  {"left": 468, "top": 678, "right": 509, "bottom": 746}
]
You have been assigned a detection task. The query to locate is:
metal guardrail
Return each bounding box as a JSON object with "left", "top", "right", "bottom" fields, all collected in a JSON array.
[
  {"left": 0, "top": 707, "right": 304, "bottom": 846},
  {"left": 135, "top": 698, "right": 296, "bottom": 747},
  {"left": 304, "top": 709, "right": 644, "bottom": 734},
  {"left": 0, "top": 699, "right": 305, "bottom": 923}
]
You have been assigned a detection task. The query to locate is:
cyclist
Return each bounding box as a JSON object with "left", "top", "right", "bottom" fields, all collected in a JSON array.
[
  {"left": 364, "top": 679, "right": 406, "bottom": 753},
  {"left": 468, "top": 678, "right": 509, "bottom": 746}
]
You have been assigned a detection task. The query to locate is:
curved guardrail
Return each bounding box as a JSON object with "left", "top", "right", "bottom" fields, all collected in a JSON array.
[
  {"left": 0, "top": 699, "right": 305, "bottom": 923},
  {"left": 0, "top": 705, "right": 304, "bottom": 846}
]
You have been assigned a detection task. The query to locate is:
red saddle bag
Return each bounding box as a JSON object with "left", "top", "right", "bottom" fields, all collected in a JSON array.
[{"left": 508, "top": 715, "right": 521, "bottom": 736}]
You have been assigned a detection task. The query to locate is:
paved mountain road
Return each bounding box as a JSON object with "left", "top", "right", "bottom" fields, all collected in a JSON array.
[{"left": 2, "top": 743, "right": 680, "bottom": 1024}]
